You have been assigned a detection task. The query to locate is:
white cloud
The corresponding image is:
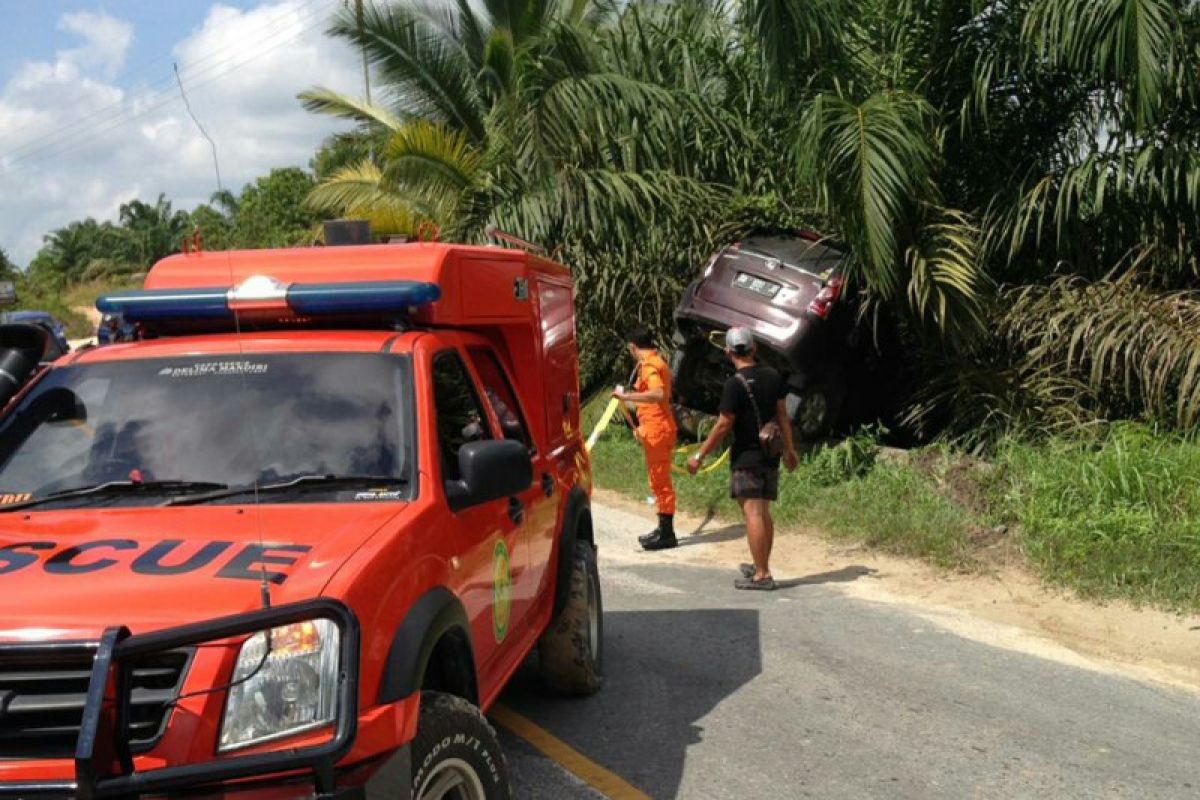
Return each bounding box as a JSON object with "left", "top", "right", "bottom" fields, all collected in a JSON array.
[
  {"left": 58, "top": 10, "right": 134, "bottom": 80},
  {"left": 0, "top": 1, "right": 361, "bottom": 265}
]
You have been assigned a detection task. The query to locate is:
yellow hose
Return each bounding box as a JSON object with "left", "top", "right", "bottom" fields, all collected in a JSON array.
[
  {"left": 584, "top": 397, "right": 622, "bottom": 453},
  {"left": 670, "top": 441, "right": 730, "bottom": 475},
  {"left": 585, "top": 393, "right": 729, "bottom": 474}
]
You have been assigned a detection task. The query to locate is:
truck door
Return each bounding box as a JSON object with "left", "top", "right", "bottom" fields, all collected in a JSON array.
[
  {"left": 466, "top": 345, "right": 555, "bottom": 621},
  {"left": 430, "top": 348, "right": 530, "bottom": 680}
]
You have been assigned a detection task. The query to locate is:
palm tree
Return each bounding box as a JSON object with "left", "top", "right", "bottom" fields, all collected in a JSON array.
[
  {"left": 304, "top": 0, "right": 1200, "bottom": 431},
  {"left": 299, "top": 0, "right": 615, "bottom": 236}
]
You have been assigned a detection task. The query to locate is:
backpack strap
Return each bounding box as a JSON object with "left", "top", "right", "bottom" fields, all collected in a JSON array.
[{"left": 735, "top": 372, "right": 765, "bottom": 432}]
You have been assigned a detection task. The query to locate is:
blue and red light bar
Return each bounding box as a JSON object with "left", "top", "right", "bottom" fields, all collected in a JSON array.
[{"left": 97, "top": 277, "right": 442, "bottom": 323}]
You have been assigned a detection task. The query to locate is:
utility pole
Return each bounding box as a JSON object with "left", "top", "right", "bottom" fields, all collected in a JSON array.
[
  {"left": 355, "top": 0, "right": 371, "bottom": 105},
  {"left": 350, "top": 0, "right": 374, "bottom": 163}
]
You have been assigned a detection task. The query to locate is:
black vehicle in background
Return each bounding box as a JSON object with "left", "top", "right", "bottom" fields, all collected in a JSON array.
[
  {"left": 671, "top": 233, "right": 904, "bottom": 440},
  {"left": 0, "top": 283, "right": 67, "bottom": 401}
]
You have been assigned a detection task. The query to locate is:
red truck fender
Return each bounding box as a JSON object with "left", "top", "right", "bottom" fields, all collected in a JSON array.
[{"left": 378, "top": 586, "right": 477, "bottom": 705}]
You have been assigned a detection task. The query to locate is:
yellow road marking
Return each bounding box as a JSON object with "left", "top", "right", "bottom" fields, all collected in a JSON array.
[{"left": 490, "top": 704, "right": 653, "bottom": 800}]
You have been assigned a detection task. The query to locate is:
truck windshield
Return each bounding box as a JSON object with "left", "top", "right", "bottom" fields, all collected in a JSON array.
[{"left": 0, "top": 353, "right": 412, "bottom": 508}]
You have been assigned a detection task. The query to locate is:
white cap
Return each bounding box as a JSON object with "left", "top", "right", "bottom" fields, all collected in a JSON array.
[{"left": 725, "top": 326, "right": 754, "bottom": 354}]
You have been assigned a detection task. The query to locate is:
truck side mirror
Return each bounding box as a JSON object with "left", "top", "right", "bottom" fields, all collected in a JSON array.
[
  {"left": 0, "top": 323, "right": 53, "bottom": 406},
  {"left": 445, "top": 439, "right": 533, "bottom": 511}
]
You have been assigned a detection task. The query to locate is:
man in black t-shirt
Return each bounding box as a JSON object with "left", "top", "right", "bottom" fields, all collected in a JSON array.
[{"left": 687, "top": 326, "right": 798, "bottom": 590}]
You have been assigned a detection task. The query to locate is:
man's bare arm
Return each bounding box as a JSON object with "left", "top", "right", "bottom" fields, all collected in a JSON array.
[{"left": 695, "top": 413, "right": 735, "bottom": 461}]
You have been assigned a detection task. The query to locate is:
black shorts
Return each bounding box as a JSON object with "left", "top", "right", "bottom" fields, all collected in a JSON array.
[{"left": 731, "top": 466, "right": 779, "bottom": 501}]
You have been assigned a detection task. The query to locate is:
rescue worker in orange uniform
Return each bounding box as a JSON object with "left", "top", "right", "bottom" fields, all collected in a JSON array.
[{"left": 614, "top": 326, "right": 679, "bottom": 550}]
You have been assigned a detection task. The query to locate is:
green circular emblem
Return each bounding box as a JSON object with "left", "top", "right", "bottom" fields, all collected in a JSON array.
[{"left": 492, "top": 539, "right": 512, "bottom": 642}]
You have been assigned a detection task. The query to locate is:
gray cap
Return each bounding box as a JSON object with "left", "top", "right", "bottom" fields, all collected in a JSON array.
[{"left": 725, "top": 326, "right": 754, "bottom": 354}]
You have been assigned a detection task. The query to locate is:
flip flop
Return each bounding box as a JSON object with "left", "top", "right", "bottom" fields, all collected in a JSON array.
[{"left": 734, "top": 575, "right": 776, "bottom": 591}]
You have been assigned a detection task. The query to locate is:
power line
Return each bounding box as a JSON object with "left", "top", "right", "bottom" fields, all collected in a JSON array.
[
  {"left": 0, "top": 0, "right": 331, "bottom": 169},
  {"left": 2, "top": 0, "right": 331, "bottom": 152},
  {"left": 0, "top": 0, "right": 335, "bottom": 171}
]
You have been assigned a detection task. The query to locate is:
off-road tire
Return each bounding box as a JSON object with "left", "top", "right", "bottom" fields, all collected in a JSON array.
[
  {"left": 411, "top": 692, "right": 511, "bottom": 800},
  {"left": 538, "top": 541, "right": 603, "bottom": 695}
]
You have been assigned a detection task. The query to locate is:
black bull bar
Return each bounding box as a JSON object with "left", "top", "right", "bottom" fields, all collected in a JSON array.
[{"left": 0, "top": 599, "right": 360, "bottom": 799}]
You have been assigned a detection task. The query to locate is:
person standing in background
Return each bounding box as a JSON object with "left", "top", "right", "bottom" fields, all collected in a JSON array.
[
  {"left": 615, "top": 325, "right": 679, "bottom": 550},
  {"left": 687, "top": 326, "right": 798, "bottom": 589}
]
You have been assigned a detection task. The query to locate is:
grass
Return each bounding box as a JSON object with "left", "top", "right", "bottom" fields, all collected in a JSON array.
[
  {"left": 586, "top": 393, "right": 1200, "bottom": 610},
  {"left": 992, "top": 425, "right": 1200, "bottom": 610},
  {"left": 585, "top": 395, "right": 980, "bottom": 570}
]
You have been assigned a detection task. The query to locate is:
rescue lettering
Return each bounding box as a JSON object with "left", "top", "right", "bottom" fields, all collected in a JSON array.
[
  {"left": 216, "top": 544, "right": 312, "bottom": 584},
  {"left": 45, "top": 539, "right": 138, "bottom": 574},
  {"left": 0, "top": 542, "right": 54, "bottom": 574},
  {"left": 132, "top": 540, "right": 234, "bottom": 576},
  {"left": 0, "top": 539, "right": 311, "bottom": 582}
]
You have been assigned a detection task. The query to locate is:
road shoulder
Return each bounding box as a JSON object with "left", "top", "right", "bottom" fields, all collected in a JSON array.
[{"left": 594, "top": 488, "right": 1200, "bottom": 694}]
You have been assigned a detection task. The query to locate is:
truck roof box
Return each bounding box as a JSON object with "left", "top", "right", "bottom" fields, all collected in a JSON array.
[{"left": 144, "top": 243, "right": 571, "bottom": 329}]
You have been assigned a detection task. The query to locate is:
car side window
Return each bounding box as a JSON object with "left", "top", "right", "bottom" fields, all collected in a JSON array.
[
  {"left": 432, "top": 350, "right": 492, "bottom": 482},
  {"left": 467, "top": 347, "right": 532, "bottom": 451}
]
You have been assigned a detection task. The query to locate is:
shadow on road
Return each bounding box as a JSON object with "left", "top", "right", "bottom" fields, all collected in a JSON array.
[
  {"left": 500, "top": 608, "right": 762, "bottom": 799},
  {"left": 775, "top": 565, "right": 877, "bottom": 589},
  {"left": 677, "top": 524, "right": 745, "bottom": 546}
]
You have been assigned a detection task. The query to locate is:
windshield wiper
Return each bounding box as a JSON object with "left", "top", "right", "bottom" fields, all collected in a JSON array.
[
  {"left": 166, "top": 474, "right": 406, "bottom": 507},
  {"left": 0, "top": 480, "right": 230, "bottom": 512}
]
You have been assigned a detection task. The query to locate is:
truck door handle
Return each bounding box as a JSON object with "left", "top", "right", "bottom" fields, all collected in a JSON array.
[
  {"left": 508, "top": 497, "right": 525, "bottom": 524},
  {"left": 541, "top": 473, "right": 555, "bottom": 497}
]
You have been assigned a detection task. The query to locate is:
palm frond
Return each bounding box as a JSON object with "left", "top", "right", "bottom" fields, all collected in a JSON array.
[
  {"left": 1024, "top": 0, "right": 1179, "bottom": 126},
  {"left": 798, "top": 90, "right": 936, "bottom": 298},
  {"left": 305, "top": 160, "right": 439, "bottom": 234},
  {"left": 1004, "top": 275, "right": 1200, "bottom": 429},
  {"left": 382, "top": 120, "right": 484, "bottom": 198},
  {"left": 298, "top": 87, "right": 404, "bottom": 131},
  {"left": 904, "top": 207, "right": 988, "bottom": 338},
  {"left": 327, "top": 3, "right": 486, "bottom": 142}
]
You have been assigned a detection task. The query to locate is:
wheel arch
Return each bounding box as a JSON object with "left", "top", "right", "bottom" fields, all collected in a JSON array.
[{"left": 378, "top": 586, "right": 478, "bottom": 706}]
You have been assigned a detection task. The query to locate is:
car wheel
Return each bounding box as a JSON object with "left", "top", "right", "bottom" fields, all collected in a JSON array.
[
  {"left": 538, "top": 541, "right": 603, "bottom": 695},
  {"left": 411, "top": 692, "right": 512, "bottom": 800},
  {"left": 671, "top": 337, "right": 710, "bottom": 409},
  {"left": 788, "top": 379, "right": 845, "bottom": 441}
]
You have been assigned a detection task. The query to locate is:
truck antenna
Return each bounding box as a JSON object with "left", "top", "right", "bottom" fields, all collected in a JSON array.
[{"left": 174, "top": 63, "right": 272, "bottom": 610}]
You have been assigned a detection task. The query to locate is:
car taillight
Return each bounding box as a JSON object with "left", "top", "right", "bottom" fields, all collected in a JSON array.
[{"left": 806, "top": 275, "right": 844, "bottom": 319}]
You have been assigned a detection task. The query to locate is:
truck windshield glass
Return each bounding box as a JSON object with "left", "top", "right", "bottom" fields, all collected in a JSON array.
[{"left": 0, "top": 354, "right": 411, "bottom": 507}]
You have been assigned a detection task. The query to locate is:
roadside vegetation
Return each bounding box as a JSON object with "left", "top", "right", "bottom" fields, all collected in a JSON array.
[{"left": 587, "top": 397, "right": 1200, "bottom": 611}]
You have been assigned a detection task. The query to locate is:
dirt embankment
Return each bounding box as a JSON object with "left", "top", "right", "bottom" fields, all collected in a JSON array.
[
  {"left": 596, "top": 489, "right": 1200, "bottom": 695},
  {"left": 68, "top": 304, "right": 102, "bottom": 349}
]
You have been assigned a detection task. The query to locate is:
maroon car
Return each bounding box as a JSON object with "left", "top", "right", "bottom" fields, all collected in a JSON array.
[{"left": 671, "top": 233, "right": 860, "bottom": 439}]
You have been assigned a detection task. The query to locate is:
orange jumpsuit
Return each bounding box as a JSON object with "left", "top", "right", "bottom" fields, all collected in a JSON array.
[{"left": 633, "top": 349, "right": 678, "bottom": 515}]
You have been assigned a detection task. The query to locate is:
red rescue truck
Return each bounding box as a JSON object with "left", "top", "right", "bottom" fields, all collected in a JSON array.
[{"left": 0, "top": 241, "right": 601, "bottom": 799}]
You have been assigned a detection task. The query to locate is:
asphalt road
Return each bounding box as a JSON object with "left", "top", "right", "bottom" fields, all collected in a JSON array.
[{"left": 497, "top": 502, "right": 1200, "bottom": 799}]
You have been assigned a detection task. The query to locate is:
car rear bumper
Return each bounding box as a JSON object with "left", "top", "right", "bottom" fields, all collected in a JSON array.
[
  {"left": 674, "top": 282, "right": 807, "bottom": 358},
  {"left": 0, "top": 600, "right": 367, "bottom": 800}
]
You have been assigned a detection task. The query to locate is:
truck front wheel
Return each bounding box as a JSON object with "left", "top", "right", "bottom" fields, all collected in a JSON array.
[
  {"left": 538, "top": 541, "right": 603, "bottom": 695},
  {"left": 411, "top": 692, "right": 512, "bottom": 800}
]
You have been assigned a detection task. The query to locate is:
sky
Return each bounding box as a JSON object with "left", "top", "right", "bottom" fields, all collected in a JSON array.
[{"left": 0, "top": 0, "right": 363, "bottom": 265}]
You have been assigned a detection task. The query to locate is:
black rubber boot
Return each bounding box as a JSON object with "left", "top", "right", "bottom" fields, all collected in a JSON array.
[
  {"left": 638, "top": 513, "right": 672, "bottom": 545},
  {"left": 640, "top": 514, "right": 677, "bottom": 550}
]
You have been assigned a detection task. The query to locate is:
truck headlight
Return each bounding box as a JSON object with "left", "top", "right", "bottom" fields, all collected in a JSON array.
[{"left": 218, "top": 619, "right": 340, "bottom": 751}]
